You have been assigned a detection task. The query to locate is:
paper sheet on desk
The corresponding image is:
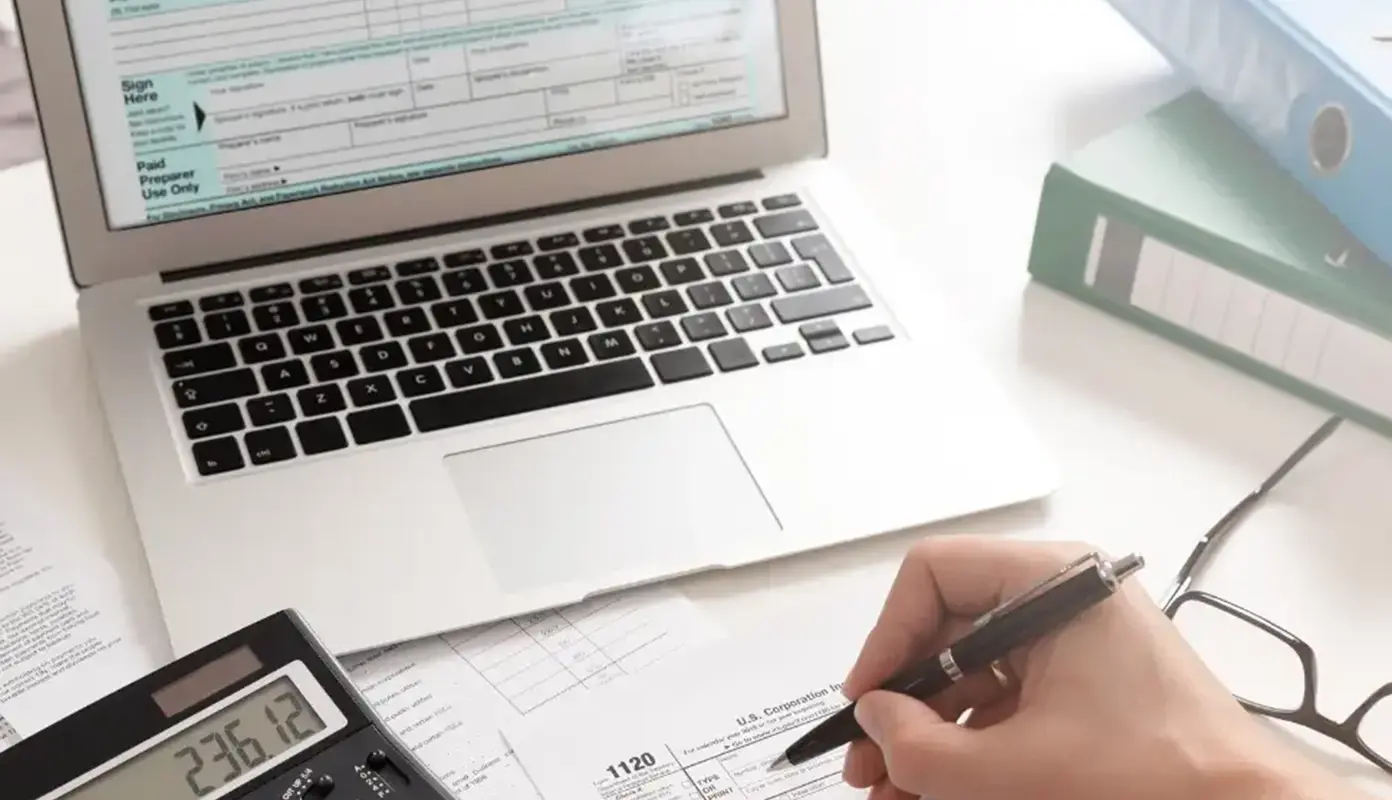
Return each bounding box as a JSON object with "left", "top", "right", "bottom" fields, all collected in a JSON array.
[
  {"left": 340, "top": 585, "right": 723, "bottom": 799},
  {"left": 503, "top": 592, "right": 885, "bottom": 800}
]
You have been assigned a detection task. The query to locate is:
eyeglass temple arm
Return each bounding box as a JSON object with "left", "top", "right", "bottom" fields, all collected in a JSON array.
[{"left": 1160, "top": 416, "right": 1344, "bottom": 610}]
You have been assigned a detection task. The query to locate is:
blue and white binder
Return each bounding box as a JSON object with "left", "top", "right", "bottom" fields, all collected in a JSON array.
[{"left": 1103, "top": 0, "right": 1392, "bottom": 268}]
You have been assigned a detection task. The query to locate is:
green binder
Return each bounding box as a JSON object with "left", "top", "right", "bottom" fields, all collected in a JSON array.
[{"left": 1027, "top": 90, "right": 1392, "bottom": 438}]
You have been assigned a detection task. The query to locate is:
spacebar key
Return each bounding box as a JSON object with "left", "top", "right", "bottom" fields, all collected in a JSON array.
[
  {"left": 411, "top": 358, "right": 655, "bottom": 432},
  {"left": 771, "top": 284, "right": 873, "bottom": 324}
]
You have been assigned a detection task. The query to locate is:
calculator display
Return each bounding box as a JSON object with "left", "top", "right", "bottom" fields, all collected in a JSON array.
[{"left": 62, "top": 676, "right": 327, "bottom": 800}]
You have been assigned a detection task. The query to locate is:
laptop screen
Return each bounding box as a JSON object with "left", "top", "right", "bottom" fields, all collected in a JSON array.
[{"left": 62, "top": 0, "right": 789, "bottom": 231}]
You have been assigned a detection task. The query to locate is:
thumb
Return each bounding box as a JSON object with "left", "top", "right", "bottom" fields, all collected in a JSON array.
[{"left": 854, "top": 690, "right": 983, "bottom": 795}]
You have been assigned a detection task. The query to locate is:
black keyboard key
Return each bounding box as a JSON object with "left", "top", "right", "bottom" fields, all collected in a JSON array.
[
  {"left": 397, "top": 276, "right": 443, "bottom": 305},
  {"left": 444, "top": 267, "right": 487, "bottom": 296},
  {"left": 688, "top": 282, "right": 733, "bottom": 310},
  {"left": 348, "top": 266, "right": 391, "bottom": 285},
  {"left": 445, "top": 357, "right": 493, "bottom": 388},
  {"left": 494, "top": 348, "right": 543, "bottom": 379},
  {"left": 192, "top": 437, "right": 244, "bottom": 476},
  {"left": 348, "top": 406, "right": 412, "bottom": 445},
  {"left": 244, "top": 428, "right": 296, "bottom": 467},
  {"left": 409, "top": 332, "right": 456, "bottom": 363},
  {"left": 732, "top": 273, "right": 777, "bottom": 301},
  {"left": 596, "top": 298, "right": 641, "bottom": 328},
  {"left": 489, "top": 259, "right": 533, "bottom": 288},
  {"left": 704, "top": 250, "right": 750, "bottom": 276},
  {"left": 398, "top": 366, "right": 446, "bottom": 397},
  {"left": 249, "top": 283, "right": 294, "bottom": 303},
  {"left": 479, "top": 290, "right": 526, "bottom": 320},
  {"left": 337, "top": 316, "right": 384, "bottom": 345},
  {"left": 503, "top": 316, "right": 550, "bottom": 346},
  {"left": 444, "top": 249, "right": 487, "bottom": 268},
  {"left": 718, "top": 201, "right": 759, "bottom": 218},
  {"left": 198, "top": 292, "right": 244, "bottom": 312},
  {"left": 666, "top": 228, "right": 712, "bottom": 256},
  {"left": 754, "top": 209, "right": 819, "bottom": 239},
  {"left": 727, "top": 304, "right": 773, "bottom": 333},
  {"left": 616, "top": 266, "right": 660, "bottom": 294},
  {"left": 384, "top": 307, "right": 432, "bottom": 338},
  {"left": 239, "top": 333, "right": 286, "bottom": 364},
  {"left": 541, "top": 339, "right": 589, "bottom": 370},
  {"left": 635, "top": 321, "right": 681, "bottom": 351},
  {"left": 674, "top": 208, "right": 715, "bottom": 226},
  {"left": 571, "top": 274, "right": 617, "bottom": 302},
  {"left": 763, "top": 193, "right": 802, "bottom": 210},
  {"left": 642, "top": 290, "right": 687, "bottom": 319},
  {"left": 551, "top": 307, "right": 597, "bottom": 336},
  {"left": 296, "top": 418, "right": 348, "bottom": 455},
  {"left": 771, "top": 284, "right": 873, "bottom": 324},
  {"left": 524, "top": 282, "right": 570, "bottom": 312},
  {"left": 583, "top": 224, "right": 626, "bottom": 243},
  {"left": 854, "top": 325, "right": 895, "bottom": 345},
  {"left": 349, "top": 285, "right": 395, "bottom": 314},
  {"left": 579, "top": 244, "right": 623, "bottom": 272},
  {"left": 297, "top": 383, "right": 346, "bottom": 416},
  {"left": 165, "top": 343, "right": 236, "bottom": 379},
  {"left": 173, "top": 369, "right": 259, "bottom": 409},
  {"left": 412, "top": 358, "right": 655, "bottom": 433},
  {"left": 458, "top": 323, "right": 505, "bottom": 354},
  {"left": 534, "top": 252, "right": 580, "bottom": 280},
  {"left": 397, "top": 257, "right": 440, "bottom": 276},
  {"left": 348, "top": 375, "right": 397, "bottom": 407},
  {"left": 777, "top": 264, "right": 822, "bottom": 293},
  {"left": 154, "top": 319, "right": 201, "bottom": 349},
  {"left": 793, "top": 234, "right": 856, "bottom": 284},
  {"left": 246, "top": 427, "right": 297, "bottom": 466},
  {"left": 538, "top": 232, "right": 580, "bottom": 251},
  {"left": 749, "top": 241, "right": 793, "bottom": 268},
  {"left": 800, "top": 320, "right": 850, "bottom": 354},
  {"left": 300, "top": 275, "right": 344, "bottom": 295},
  {"left": 589, "top": 329, "right": 636, "bottom": 360},
  {"left": 659, "top": 258, "right": 704, "bottom": 285},
  {"left": 183, "top": 403, "right": 244, "bottom": 440},
  {"left": 262, "top": 360, "right": 311, "bottom": 390},
  {"left": 763, "top": 343, "right": 805, "bottom": 363},
  {"left": 492, "top": 240, "right": 534, "bottom": 260},
  {"left": 681, "top": 313, "right": 727, "bottom": 342},
  {"left": 431, "top": 299, "right": 478, "bottom": 329},
  {"left": 629, "top": 216, "right": 670, "bottom": 234},
  {"left": 302, "top": 293, "right": 349, "bottom": 322},
  {"left": 247, "top": 394, "right": 297, "bottom": 427},
  {"left": 310, "top": 350, "right": 359, "bottom": 382},
  {"left": 710, "top": 337, "right": 758, "bottom": 372},
  {"left": 623, "top": 236, "right": 668, "bottom": 263},
  {"left": 651, "top": 347, "right": 712, "bottom": 384},
  {"left": 205, "top": 310, "right": 251, "bottom": 340},
  {"left": 711, "top": 221, "right": 755, "bottom": 248},
  {"left": 360, "top": 342, "right": 409, "bottom": 372},
  {"left": 253, "top": 302, "right": 300, "bottom": 331},
  {"left": 149, "top": 300, "right": 194, "bottom": 321}
]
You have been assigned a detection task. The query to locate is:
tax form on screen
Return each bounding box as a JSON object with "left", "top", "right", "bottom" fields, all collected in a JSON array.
[
  {"left": 64, "top": 0, "right": 787, "bottom": 228},
  {"left": 503, "top": 592, "right": 883, "bottom": 800}
]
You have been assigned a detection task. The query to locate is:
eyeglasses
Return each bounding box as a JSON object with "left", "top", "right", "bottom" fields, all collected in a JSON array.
[{"left": 1161, "top": 416, "right": 1392, "bottom": 775}]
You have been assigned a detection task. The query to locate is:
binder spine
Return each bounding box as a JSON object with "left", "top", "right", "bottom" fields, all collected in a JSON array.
[{"left": 1103, "top": 0, "right": 1392, "bottom": 268}]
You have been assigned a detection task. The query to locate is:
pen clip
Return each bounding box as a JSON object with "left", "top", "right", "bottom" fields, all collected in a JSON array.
[{"left": 971, "top": 552, "right": 1102, "bottom": 630}]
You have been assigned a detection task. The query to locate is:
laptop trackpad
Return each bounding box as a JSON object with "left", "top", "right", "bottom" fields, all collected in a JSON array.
[{"left": 443, "top": 405, "right": 781, "bottom": 593}]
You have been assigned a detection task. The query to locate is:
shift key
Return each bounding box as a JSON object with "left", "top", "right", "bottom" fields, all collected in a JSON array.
[
  {"left": 771, "top": 284, "right": 872, "bottom": 324},
  {"left": 172, "top": 368, "right": 259, "bottom": 409}
]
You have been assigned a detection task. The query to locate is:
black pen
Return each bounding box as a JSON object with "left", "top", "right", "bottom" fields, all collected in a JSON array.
[{"left": 769, "top": 551, "right": 1146, "bottom": 770}]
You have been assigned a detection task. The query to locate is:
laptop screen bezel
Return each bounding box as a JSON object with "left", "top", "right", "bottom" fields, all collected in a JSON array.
[{"left": 16, "top": 0, "right": 826, "bottom": 288}]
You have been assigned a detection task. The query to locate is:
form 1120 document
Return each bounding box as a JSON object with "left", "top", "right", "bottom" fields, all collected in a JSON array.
[{"left": 505, "top": 592, "right": 886, "bottom": 800}]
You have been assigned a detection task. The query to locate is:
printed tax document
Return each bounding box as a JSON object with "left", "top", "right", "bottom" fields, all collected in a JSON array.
[
  {"left": 340, "top": 586, "right": 722, "bottom": 799},
  {"left": 504, "top": 590, "right": 886, "bottom": 800}
]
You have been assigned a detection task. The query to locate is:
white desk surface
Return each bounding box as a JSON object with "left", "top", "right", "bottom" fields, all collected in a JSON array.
[{"left": 4, "top": 0, "right": 1392, "bottom": 790}]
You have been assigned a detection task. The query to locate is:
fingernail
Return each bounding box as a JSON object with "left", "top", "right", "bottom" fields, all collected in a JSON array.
[{"left": 854, "top": 696, "right": 882, "bottom": 740}]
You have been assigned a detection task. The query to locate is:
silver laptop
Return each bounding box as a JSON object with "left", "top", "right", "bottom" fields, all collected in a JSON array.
[{"left": 17, "top": 0, "right": 1057, "bottom": 657}]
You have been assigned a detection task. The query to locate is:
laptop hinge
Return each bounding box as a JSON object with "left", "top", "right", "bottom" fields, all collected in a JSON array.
[{"left": 160, "top": 169, "right": 766, "bottom": 284}]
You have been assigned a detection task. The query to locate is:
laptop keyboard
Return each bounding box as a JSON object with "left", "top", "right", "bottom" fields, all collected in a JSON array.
[{"left": 148, "top": 193, "right": 896, "bottom": 477}]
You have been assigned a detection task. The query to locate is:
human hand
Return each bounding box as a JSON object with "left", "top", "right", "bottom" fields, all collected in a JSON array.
[{"left": 841, "top": 536, "right": 1360, "bottom": 800}]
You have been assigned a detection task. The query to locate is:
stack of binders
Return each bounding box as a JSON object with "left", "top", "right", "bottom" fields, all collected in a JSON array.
[{"left": 1027, "top": 0, "right": 1392, "bottom": 437}]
